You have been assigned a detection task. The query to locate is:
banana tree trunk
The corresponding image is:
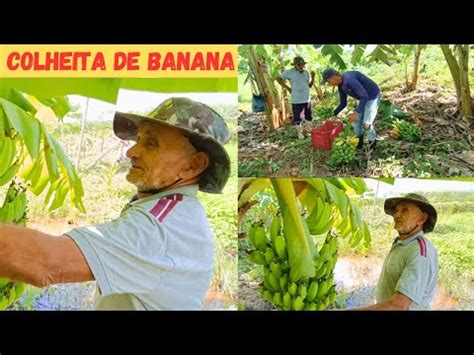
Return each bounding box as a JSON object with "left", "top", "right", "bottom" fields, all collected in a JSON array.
[
  {"left": 456, "top": 44, "right": 473, "bottom": 120},
  {"left": 246, "top": 46, "right": 283, "bottom": 129},
  {"left": 278, "top": 46, "right": 291, "bottom": 124},
  {"left": 409, "top": 45, "right": 422, "bottom": 91},
  {"left": 440, "top": 45, "right": 461, "bottom": 105}
]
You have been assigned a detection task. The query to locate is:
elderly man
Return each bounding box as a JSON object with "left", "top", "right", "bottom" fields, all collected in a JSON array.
[
  {"left": 357, "top": 193, "right": 439, "bottom": 310},
  {"left": 0, "top": 97, "right": 231, "bottom": 310},
  {"left": 276, "top": 56, "right": 315, "bottom": 139},
  {"left": 321, "top": 68, "right": 380, "bottom": 151}
]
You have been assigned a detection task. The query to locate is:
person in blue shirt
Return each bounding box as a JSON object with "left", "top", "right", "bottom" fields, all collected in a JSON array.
[
  {"left": 276, "top": 56, "right": 315, "bottom": 139},
  {"left": 321, "top": 68, "right": 380, "bottom": 150}
]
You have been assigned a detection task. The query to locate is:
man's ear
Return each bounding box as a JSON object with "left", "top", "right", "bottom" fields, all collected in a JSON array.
[
  {"left": 179, "top": 152, "right": 210, "bottom": 179},
  {"left": 419, "top": 211, "right": 429, "bottom": 225}
]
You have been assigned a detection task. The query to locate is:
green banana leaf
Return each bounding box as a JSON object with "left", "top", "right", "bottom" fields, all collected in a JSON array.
[{"left": 0, "top": 78, "right": 237, "bottom": 105}]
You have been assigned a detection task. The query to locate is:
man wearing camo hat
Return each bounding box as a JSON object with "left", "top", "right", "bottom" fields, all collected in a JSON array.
[
  {"left": 276, "top": 56, "right": 316, "bottom": 139},
  {"left": 357, "top": 193, "right": 439, "bottom": 310},
  {"left": 0, "top": 97, "right": 232, "bottom": 310}
]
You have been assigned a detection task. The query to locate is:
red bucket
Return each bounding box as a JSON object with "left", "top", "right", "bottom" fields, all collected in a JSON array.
[{"left": 311, "top": 121, "right": 343, "bottom": 150}]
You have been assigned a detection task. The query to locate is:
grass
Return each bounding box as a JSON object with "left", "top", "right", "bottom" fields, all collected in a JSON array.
[{"left": 3, "top": 106, "right": 238, "bottom": 309}]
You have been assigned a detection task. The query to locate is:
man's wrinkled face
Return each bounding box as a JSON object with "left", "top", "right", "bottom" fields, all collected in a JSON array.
[
  {"left": 392, "top": 202, "right": 428, "bottom": 235},
  {"left": 125, "top": 122, "right": 197, "bottom": 191},
  {"left": 327, "top": 75, "right": 340, "bottom": 86}
]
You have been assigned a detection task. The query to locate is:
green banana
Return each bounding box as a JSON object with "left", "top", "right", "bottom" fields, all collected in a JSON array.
[
  {"left": 293, "top": 296, "right": 304, "bottom": 311},
  {"left": 270, "top": 214, "right": 281, "bottom": 240},
  {"left": 288, "top": 282, "right": 297, "bottom": 297},
  {"left": 0, "top": 162, "right": 20, "bottom": 186},
  {"left": 254, "top": 225, "right": 267, "bottom": 252},
  {"left": 306, "top": 280, "right": 319, "bottom": 302},
  {"left": 270, "top": 261, "right": 282, "bottom": 278},
  {"left": 273, "top": 292, "right": 282, "bottom": 307},
  {"left": 326, "top": 285, "right": 336, "bottom": 307},
  {"left": 267, "top": 272, "right": 280, "bottom": 292},
  {"left": 315, "top": 262, "right": 328, "bottom": 279},
  {"left": 248, "top": 250, "right": 266, "bottom": 265},
  {"left": 298, "top": 285, "right": 307, "bottom": 300},
  {"left": 0, "top": 137, "right": 16, "bottom": 176},
  {"left": 279, "top": 273, "right": 288, "bottom": 292},
  {"left": 265, "top": 248, "right": 275, "bottom": 265},
  {"left": 273, "top": 235, "right": 287, "bottom": 261},
  {"left": 316, "top": 277, "right": 330, "bottom": 300},
  {"left": 283, "top": 292, "right": 292, "bottom": 310},
  {"left": 263, "top": 290, "right": 273, "bottom": 303},
  {"left": 247, "top": 224, "right": 257, "bottom": 246}
]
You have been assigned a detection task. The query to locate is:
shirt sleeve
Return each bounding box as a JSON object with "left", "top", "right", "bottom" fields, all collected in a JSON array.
[
  {"left": 334, "top": 87, "right": 347, "bottom": 116},
  {"left": 280, "top": 70, "right": 291, "bottom": 80},
  {"left": 65, "top": 205, "right": 171, "bottom": 296},
  {"left": 348, "top": 77, "right": 370, "bottom": 113},
  {"left": 395, "top": 247, "right": 432, "bottom": 305}
]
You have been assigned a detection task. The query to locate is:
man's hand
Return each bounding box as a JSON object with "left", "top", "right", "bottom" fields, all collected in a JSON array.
[
  {"left": 363, "top": 122, "right": 371, "bottom": 130},
  {"left": 310, "top": 71, "right": 315, "bottom": 78},
  {"left": 285, "top": 86, "right": 292, "bottom": 93},
  {"left": 348, "top": 112, "right": 359, "bottom": 124}
]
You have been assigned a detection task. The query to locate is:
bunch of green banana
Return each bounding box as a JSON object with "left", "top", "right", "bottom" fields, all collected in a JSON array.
[
  {"left": 0, "top": 182, "right": 29, "bottom": 309},
  {"left": 327, "top": 140, "right": 356, "bottom": 167},
  {"left": 392, "top": 119, "right": 421, "bottom": 142},
  {"left": 0, "top": 135, "right": 20, "bottom": 186},
  {"left": 248, "top": 214, "right": 338, "bottom": 311}
]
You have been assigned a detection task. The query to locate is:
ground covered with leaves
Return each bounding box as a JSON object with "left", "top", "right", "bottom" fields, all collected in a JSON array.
[{"left": 239, "top": 83, "right": 474, "bottom": 178}]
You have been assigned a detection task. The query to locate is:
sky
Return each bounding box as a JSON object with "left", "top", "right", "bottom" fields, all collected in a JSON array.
[
  {"left": 66, "top": 90, "right": 237, "bottom": 122},
  {"left": 365, "top": 178, "right": 474, "bottom": 197}
]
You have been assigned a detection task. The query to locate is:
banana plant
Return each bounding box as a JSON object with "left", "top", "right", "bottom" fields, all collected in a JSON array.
[
  {"left": 0, "top": 93, "right": 85, "bottom": 213},
  {"left": 241, "top": 177, "right": 373, "bottom": 310}
]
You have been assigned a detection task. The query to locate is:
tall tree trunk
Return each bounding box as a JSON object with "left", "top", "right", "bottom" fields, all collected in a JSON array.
[
  {"left": 456, "top": 44, "right": 473, "bottom": 120},
  {"left": 409, "top": 45, "right": 422, "bottom": 91},
  {"left": 440, "top": 45, "right": 461, "bottom": 106},
  {"left": 246, "top": 45, "right": 283, "bottom": 129},
  {"left": 278, "top": 46, "right": 291, "bottom": 124}
]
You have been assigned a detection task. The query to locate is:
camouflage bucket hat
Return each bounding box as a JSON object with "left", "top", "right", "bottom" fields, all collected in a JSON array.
[
  {"left": 113, "top": 97, "right": 232, "bottom": 194},
  {"left": 292, "top": 56, "right": 307, "bottom": 66},
  {"left": 384, "top": 193, "right": 437, "bottom": 233}
]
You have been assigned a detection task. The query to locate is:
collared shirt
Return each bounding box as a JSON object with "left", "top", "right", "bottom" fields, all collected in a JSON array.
[
  {"left": 375, "top": 231, "right": 439, "bottom": 310},
  {"left": 66, "top": 184, "right": 214, "bottom": 310},
  {"left": 280, "top": 68, "right": 311, "bottom": 104},
  {"left": 334, "top": 71, "right": 380, "bottom": 115}
]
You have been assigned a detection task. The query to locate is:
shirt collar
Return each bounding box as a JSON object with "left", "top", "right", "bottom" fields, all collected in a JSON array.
[
  {"left": 128, "top": 184, "right": 199, "bottom": 207},
  {"left": 392, "top": 230, "right": 425, "bottom": 247}
]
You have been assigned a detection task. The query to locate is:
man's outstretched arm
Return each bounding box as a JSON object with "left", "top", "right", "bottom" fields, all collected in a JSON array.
[
  {"left": 354, "top": 292, "right": 412, "bottom": 310},
  {"left": 0, "top": 222, "right": 94, "bottom": 287}
]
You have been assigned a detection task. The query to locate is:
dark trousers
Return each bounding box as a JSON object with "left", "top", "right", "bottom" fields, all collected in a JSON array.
[{"left": 292, "top": 102, "right": 312, "bottom": 125}]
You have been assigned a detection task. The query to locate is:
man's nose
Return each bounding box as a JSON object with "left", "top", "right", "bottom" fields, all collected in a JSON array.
[{"left": 126, "top": 143, "right": 140, "bottom": 159}]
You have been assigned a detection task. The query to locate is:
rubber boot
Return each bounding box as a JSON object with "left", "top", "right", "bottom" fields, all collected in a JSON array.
[
  {"left": 304, "top": 120, "right": 313, "bottom": 133},
  {"left": 356, "top": 136, "right": 364, "bottom": 150},
  {"left": 295, "top": 124, "right": 304, "bottom": 140}
]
